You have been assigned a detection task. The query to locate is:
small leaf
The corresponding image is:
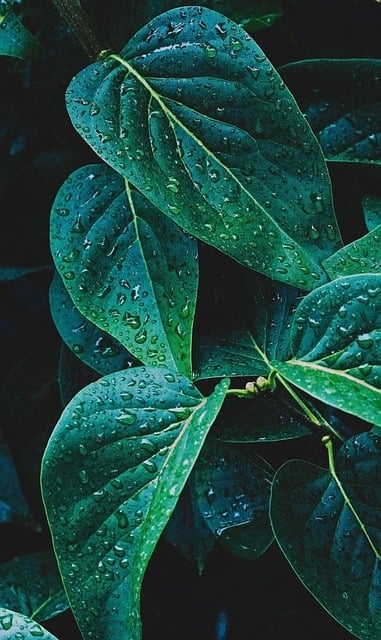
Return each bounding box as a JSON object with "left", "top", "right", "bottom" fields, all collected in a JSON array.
[
  {"left": 194, "top": 438, "right": 274, "bottom": 559},
  {"left": 271, "top": 429, "right": 381, "bottom": 639},
  {"left": 50, "top": 164, "right": 199, "bottom": 378},
  {"left": 0, "top": 10, "right": 42, "bottom": 59},
  {"left": 323, "top": 225, "right": 381, "bottom": 278},
  {"left": 66, "top": 6, "right": 342, "bottom": 290},
  {"left": 0, "top": 551, "right": 68, "bottom": 621},
  {"left": 41, "top": 366, "right": 229, "bottom": 640},
  {"left": 0, "top": 607, "right": 58, "bottom": 639},
  {"left": 50, "top": 271, "right": 140, "bottom": 375},
  {"left": 280, "top": 58, "right": 381, "bottom": 164},
  {"left": 273, "top": 274, "right": 381, "bottom": 426}
]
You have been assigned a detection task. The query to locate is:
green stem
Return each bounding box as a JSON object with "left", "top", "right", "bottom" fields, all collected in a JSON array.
[
  {"left": 51, "top": 0, "right": 110, "bottom": 59},
  {"left": 323, "top": 436, "right": 381, "bottom": 560}
]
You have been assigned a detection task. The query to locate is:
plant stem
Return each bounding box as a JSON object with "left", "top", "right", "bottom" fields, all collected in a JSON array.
[{"left": 51, "top": 0, "right": 110, "bottom": 59}]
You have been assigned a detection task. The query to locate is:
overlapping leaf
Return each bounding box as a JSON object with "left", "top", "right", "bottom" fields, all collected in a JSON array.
[
  {"left": 323, "top": 225, "right": 381, "bottom": 279},
  {"left": 271, "top": 428, "right": 381, "bottom": 639},
  {"left": 0, "top": 10, "right": 42, "bottom": 59},
  {"left": 280, "top": 58, "right": 381, "bottom": 164},
  {"left": 363, "top": 195, "right": 381, "bottom": 232},
  {"left": 66, "top": 6, "right": 342, "bottom": 291},
  {"left": 0, "top": 608, "right": 58, "bottom": 639},
  {"left": 273, "top": 274, "right": 381, "bottom": 425},
  {"left": 41, "top": 366, "right": 229, "bottom": 640},
  {"left": 50, "top": 272, "right": 140, "bottom": 375},
  {"left": 50, "top": 163, "right": 198, "bottom": 378}
]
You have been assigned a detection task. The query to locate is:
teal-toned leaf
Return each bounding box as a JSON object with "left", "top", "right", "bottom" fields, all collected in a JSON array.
[
  {"left": 0, "top": 265, "right": 50, "bottom": 282},
  {"left": 194, "top": 275, "right": 298, "bottom": 380},
  {"left": 0, "top": 607, "right": 58, "bottom": 639},
  {"left": 57, "top": 343, "right": 99, "bottom": 407},
  {"left": 50, "top": 164, "right": 198, "bottom": 378},
  {"left": 194, "top": 437, "right": 274, "bottom": 559},
  {"left": 363, "top": 195, "right": 381, "bottom": 232},
  {"left": 280, "top": 58, "right": 381, "bottom": 164},
  {"left": 323, "top": 225, "right": 381, "bottom": 279},
  {"left": 0, "top": 551, "right": 68, "bottom": 622},
  {"left": 164, "top": 476, "right": 216, "bottom": 573},
  {"left": 0, "top": 10, "right": 42, "bottom": 59},
  {"left": 41, "top": 366, "right": 229, "bottom": 640},
  {"left": 271, "top": 428, "right": 381, "bottom": 639},
  {"left": 66, "top": 6, "right": 342, "bottom": 291},
  {"left": 273, "top": 274, "right": 381, "bottom": 426},
  {"left": 216, "top": 388, "right": 310, "bottom": 442},
  {"left": 50, "top": 271, "right": 140, "bottom": 376}
]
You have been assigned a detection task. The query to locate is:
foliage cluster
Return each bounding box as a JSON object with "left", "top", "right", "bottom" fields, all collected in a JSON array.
[{"left": 1, "top": 1, "right": 381, "bottom": 639}]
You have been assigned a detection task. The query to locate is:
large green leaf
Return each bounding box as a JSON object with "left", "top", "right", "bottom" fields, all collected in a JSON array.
[
  {"left": 280, "top": 58, "right": 381, "bottom": 164},
  {"left": 41, "top": 366, "right": 229, "bottom": 640},
  {"left": 0, "top": 608, "right": 58, "bottom": 639},
  {"left": 271, "top": 429, "right": 381, "bottom": 639},
  {"left": 50, "top": 271, "right": 140, "bottom": 376},
  {"left": 50, "top": 164, "right": 198, "bottom": 378},
  {"left": 0, "top": 10, "right": 42, "bottom": 59},
  {"left": 194, "top": 437, "right": 274, "bottom": 559},
  {"left": 323, "top": 225, "right": 381, "bottom": 279},
  {"left": 0, "top": 551, "right": 68, "bottom": 622},
  {"left": 66, "top": 6, "right": 342, "bottom": 291},
  {"left": 274, "top": 274, "right": 381, "bottom": 426}
]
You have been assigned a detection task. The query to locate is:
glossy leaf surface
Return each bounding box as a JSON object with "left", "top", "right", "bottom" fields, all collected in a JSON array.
[
  {"left": 41, "top": 367, "right": 229, "bottom": 640},
  {"left": 66, "top": 6, "right": 342, "bottom": 291},
  {"left": 280, "top": 58, "right": 381, "bottom": 164},
  {"left": 194, "top": 438, "right": 274, "bottom": 558},
  {"left": 0, "top": 10, "right": 42, "bottom": 59},
  {"left": 363, "top": 195, "right": 381, "bottom": 232},
  {"left": 50, "top": 164, "right": 198, "bottom": 378},
  {"left": 0, "top": 607, "right": 57, "bottom": 639},
  {"left": 0, "top": 551, "right": 68, "bottom": 621},
  {"left": 50, "top": 272, "right": 140, "bottom": 375},
  {"left": 274, "top": 274, "right": 381, "bottom": 426},
  {"left": 271, "top": 429, "right": 381, "bottom": 639},
  {"left": 323, "top": 225, "right": 381, "bottom": 279}
]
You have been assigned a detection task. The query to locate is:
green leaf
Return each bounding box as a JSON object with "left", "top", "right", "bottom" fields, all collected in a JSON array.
[
  {"left": 0, "top": 433, "right": 32, "bottom": 526},
  {"left": 0, "top": 607, "right": 58, "bottom": 639},
  {"left": 41, "top": 366, "right": 229, "bottom": 640},
  {"left": 194, "top": 275, "right": 298, "bottom": 380},
  {"left": 363, "top": 195, "right": 381, "bottom": 232},
  {"left": 0, "top": 551, "right": 68, "bottom": 622},
  {"left": 273, "top": 274, "right": 381, "bottom": 426},
  {"left": 280, "top": 58, "right": 381, "bottom": 164},
  {"left": 66, "top": 6, "right": 342, "bottom": 291},
  {"left": 194, "top": 437, "right": 274, "bottom": 559},
  {"left": 0, "top": 266, "right": 50, "bottom": 282},
  {"left": 270, "top": 429, "right": 381, "bottom": 639},
  {"left": 0, "top": 10, "right": 42, "bottom": 59},
  {"left": 50, "top": 164, "right": 198, "bottom": 378},
  {"left": 50, "top": 271, "right": 140, "bottom": 376},
  {"left": 323, "top": 225, "right": 381, "bottom": 279}
]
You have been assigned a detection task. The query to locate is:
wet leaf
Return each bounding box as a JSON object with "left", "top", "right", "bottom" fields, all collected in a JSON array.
[
  {"left": 363, "top": 195, "right": 381, "bottom": 232},
  {"left": 66, "top": 6, "right": 342, "bottom": 291},
  {"left": 0, "top": 10, "right": 42, "bottom": 59},
  {"left": 50, "top": 272, "right": 140, "bottom": 376},
  {"left": 280, "top": 58, "right": 381, "bottom": 164},
  {"left": 50, "top": 164, "right": 198, "bottom": 378},
  {"left": 274, "top": 274, "right": 381, "bottom": 426},
  {"left": 41, "top": 366, "right": 229, "bottom": 640},
  {"left": 194, "top": 438, "right": 274, "bottom": 559},
  {"left": 0, "top": 607, "right": 58, "bottom": 639},
  {"left": 323, "top": 225, "right": 381, "bottom": 279},
  {"left": 271, "top": 428, "right": 381, "bottom": 639},
  {"left": 0, "top": 551, "right": 68, "bottom": 622}
]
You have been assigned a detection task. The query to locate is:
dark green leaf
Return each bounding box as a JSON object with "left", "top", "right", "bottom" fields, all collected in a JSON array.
[
  {"left": 41, "top": 366, "right": 229, "bottom": 640},
  {"left": 50, "top": 164, "right": 199, "bottom": 378},
  {"left": 66, "top": 6, "right": 342, "bottom": 291},
  {"left": 0, "top": 434, "right": 32, "bottom": 526},
  {"left": 323, "top": 225, "right": 381, "bottom": 278},
  {"left": 0, "top": 551, "right": 68, "bottom": 622},
  {"left": 50, "top": 272, "right": 140, "bottom": 376},
  {"left": 274, "top": 274, "right": 381, "bottom": 426},
  {"left": 271, "top": 429, "right": 381, "bottom": 639},
  {"left": 194, "top": 438, "right": 274, "bottom": 559},
  {"left": 0, "top": 608, "right": 58, "bottom": 638},
  {"left": 0, "top": 266, "right": 49, "bottom": 282},
  {"left": 280, "top": 58, "right": 381, "bottom": 164},
  {"left": 0, "top": 10, "right": 42, "bottom": 59},
  {"left": 363, "top": 195, "right": 381, "bottom": 232}
]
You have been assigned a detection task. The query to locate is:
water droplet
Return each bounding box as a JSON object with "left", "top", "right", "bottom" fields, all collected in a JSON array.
[
  {"left": 79, "top": 469, "right": 89, "bottom": 484},
  {"left": 357, "top": 333, "right": 374, "bottom": 349},
  {"left": 135, "top": 328, "right": 147, "bottom": 344},
  {"left": 204, "top": 43, "right": 218, "bottom": 58},
  {"left": 116, "top": 411, "right": 137, "bottom": 425},
  {"left": 143, "top": 459, "right": 158, "bottom": 473},
  {"left": 166, "top": 177, "right": 180, "bottom": 192},
  {"left": 115, "top": 509, "right": 129, "bottom": 529}
]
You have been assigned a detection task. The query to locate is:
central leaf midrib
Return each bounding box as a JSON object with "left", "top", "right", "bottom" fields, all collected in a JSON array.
[{"left": 110, "top": 54, "right": 321, "bottom": 270}]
